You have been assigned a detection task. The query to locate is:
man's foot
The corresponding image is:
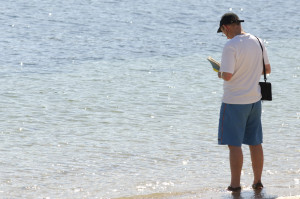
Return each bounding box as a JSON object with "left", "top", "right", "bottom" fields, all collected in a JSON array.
[
  {"left": 252, "top": 182, "right": 263, "bottom": 190},
  {"left": 227, "top": 186, "right": 241, "bottom": 192}
]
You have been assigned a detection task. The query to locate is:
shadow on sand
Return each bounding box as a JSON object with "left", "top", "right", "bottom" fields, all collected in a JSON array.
[{"left": 223, "top": 189, "right": 278, "bottom": 199}]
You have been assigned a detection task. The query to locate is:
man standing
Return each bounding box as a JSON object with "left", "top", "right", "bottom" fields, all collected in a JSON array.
[{"left": 217, "top": 13, "right": 271, "bottom": 192}]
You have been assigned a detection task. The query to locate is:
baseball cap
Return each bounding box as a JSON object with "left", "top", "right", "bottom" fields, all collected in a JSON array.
[{"left": 217, "top": 13, "right": 244, "bottom": 33}]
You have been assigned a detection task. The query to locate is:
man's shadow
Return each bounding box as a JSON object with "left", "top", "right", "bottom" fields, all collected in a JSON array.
[{"left": 222, "top": 189, "right": 278, "bottom": 199}]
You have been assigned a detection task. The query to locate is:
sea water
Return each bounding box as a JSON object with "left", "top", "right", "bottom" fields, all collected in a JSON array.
[{"left": 0, "top": 0, "right": 299, "bottom": 198}]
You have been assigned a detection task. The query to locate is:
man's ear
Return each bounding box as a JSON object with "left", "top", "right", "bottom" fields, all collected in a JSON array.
[{"left": 224, "top": 25, "right": 230, "bottom": 32}]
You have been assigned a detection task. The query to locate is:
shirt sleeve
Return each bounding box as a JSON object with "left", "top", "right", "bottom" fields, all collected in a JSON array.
[
  {"left": 220, "top": 43, "right": 235, "bottom": 74},
  {"left": 262, "top": 43, "right": 270, "bottom": 65}
]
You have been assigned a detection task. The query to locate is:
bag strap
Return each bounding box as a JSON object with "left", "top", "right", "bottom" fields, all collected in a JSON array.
[{"left": 255, "top": 36, "right": 267, "bottom": 82}]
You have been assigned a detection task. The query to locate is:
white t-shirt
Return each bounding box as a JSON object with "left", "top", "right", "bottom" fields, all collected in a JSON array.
[{"left": 220, "top": 33, "right": 270, "bottom": 104}]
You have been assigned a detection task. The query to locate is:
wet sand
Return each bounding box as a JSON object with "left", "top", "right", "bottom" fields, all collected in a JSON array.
[{"left": 114, "top": 189, "right": 300, "bottom": 199}]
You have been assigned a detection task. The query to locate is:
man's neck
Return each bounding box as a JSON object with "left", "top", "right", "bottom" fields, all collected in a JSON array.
[
  {"left": 229, "top": 30, "right": 243, "bottom": 39},
  {"left": 234, "top": 29, "right": 242, "bottom": 36}
]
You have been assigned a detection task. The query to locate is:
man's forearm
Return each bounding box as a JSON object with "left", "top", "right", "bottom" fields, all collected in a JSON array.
[{"left": 218, "top": 72, "right": 233, "bottom": 81}]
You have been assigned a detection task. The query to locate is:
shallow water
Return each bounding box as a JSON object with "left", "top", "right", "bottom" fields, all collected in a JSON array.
[{"left": 0, "top": 0, "right": 299, "bottom": 198}]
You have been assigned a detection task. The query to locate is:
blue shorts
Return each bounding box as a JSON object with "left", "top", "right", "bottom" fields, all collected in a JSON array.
[{"left": 218, "top": 101, "right": 263, "bottom": 146}]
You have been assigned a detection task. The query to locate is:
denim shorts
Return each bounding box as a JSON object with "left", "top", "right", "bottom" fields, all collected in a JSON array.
[{"left": 218, "top": 100, "right": 263, "bottom": 146}]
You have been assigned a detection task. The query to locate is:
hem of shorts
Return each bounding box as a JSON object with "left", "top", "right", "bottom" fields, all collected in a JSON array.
[
  {"left": 218, "top": 142, "right": 242, "bottom": 147},
  {"left": 218, "top": 142, "right": 263, "bottom": 146},
  {"left": 243, "top": 141, "right": 263, "bottom": 146}
]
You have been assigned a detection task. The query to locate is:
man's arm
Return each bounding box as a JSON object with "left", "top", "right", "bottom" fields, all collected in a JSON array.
[
  {"left": 218, "top": 72, "right": 233, "bottom": 81},
  {"left": 263, "top": 64, "right": 271, "bottom": 74}
]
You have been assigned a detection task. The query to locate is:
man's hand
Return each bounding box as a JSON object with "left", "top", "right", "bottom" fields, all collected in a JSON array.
[{"left": 218, "top": 72, "right": 233, "bottom": 81}]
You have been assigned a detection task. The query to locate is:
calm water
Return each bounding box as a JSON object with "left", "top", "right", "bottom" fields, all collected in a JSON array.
[{"left": 0, "top": 0, "right": 299, "bottom": 198}]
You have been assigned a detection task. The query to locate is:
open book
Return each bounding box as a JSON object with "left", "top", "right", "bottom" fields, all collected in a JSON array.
[{"left": 207, "top": 56, "right": 220, "bottom": 72}]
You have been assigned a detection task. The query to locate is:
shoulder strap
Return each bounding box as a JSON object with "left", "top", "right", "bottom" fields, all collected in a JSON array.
[{"left": 255, "top": 36, "right": 267, "bottom": 82}]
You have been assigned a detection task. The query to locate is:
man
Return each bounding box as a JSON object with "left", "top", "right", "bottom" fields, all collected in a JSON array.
[{"left": 217, "top": 13, "right": 271, "bottom": 192}]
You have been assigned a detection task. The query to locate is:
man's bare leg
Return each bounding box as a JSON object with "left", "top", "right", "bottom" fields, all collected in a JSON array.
[
  {"left": 249, "top": 144, "right": 264, "bottom": 185},
  {"left": 228, "top": 145, "right": 243, "bottom": 188}
]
